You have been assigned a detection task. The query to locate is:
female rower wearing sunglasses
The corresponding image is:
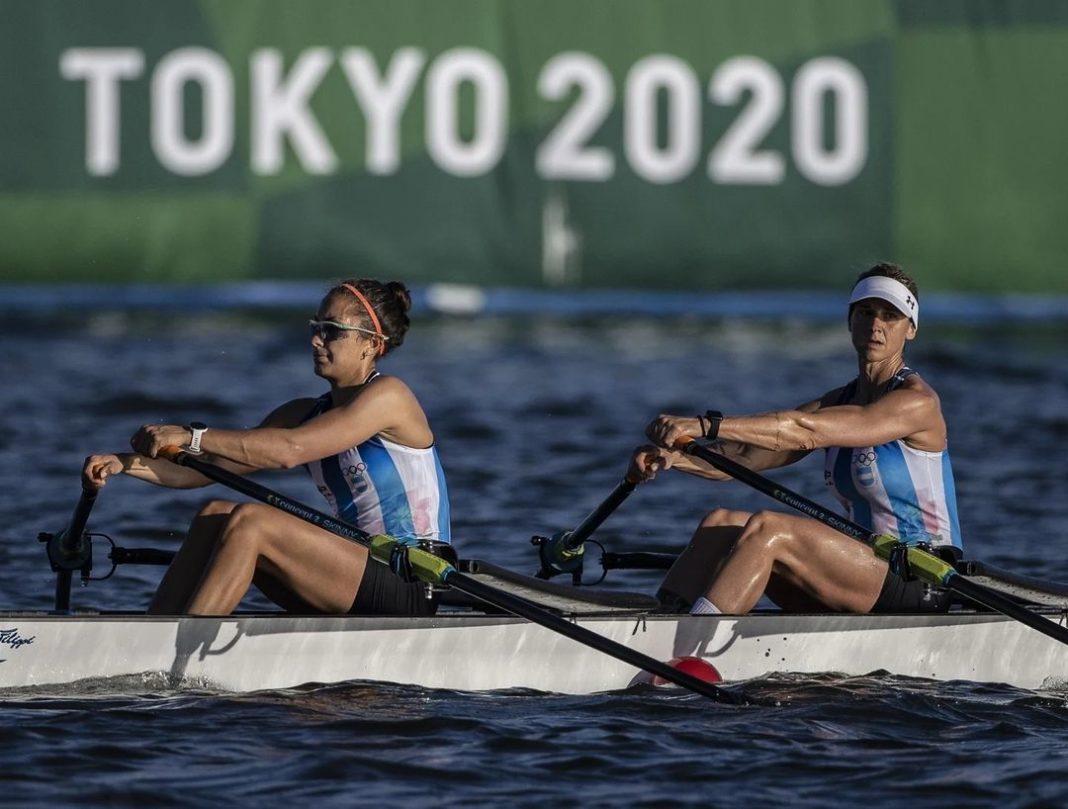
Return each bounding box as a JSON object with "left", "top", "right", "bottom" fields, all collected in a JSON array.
[{"left": 81, "top": 279, "right": 452, "bottom": 617}]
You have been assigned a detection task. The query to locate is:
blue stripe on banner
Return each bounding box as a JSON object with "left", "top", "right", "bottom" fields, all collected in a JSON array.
[
  {"left": 321, "top": 455, "right": 357, "bottom": 523},
  {"left": 942, "top": 451, "right": 963, "bottom": 548},
  {"left": 360, "top": 439, "right": 415, "bottom": 541},
  {"left": 876, "top": 442, "right": 926, "bottom": 541},
  {"left": 433, "top": 447, "right": 451, "bottom": 543},
  {"left": 834, "top": 447, "right": 873, "bottom": 532}
]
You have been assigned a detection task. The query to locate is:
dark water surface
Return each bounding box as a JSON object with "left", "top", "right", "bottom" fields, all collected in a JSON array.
[{"left": 2, "top": 311, "right": 1068, "bottom": 806}]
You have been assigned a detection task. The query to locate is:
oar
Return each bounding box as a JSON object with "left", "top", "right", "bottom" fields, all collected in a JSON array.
[
  {"left": 158, "top": 447, "right": 743, "bottom": 704},
  {"left": 674, "top": 437, "right": 1068, "bottom": 647},
  {"left": 533, "top": 472, "right": 641, "bottom": 581}
]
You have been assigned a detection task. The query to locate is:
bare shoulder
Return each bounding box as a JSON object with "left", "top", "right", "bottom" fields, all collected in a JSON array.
[
  {"left": 894, "top": 372, "right": 947, "bottom": 449},
  {"left": 360, "top": 375, "right": 431, "bottom": 446},
  {"left": 369, "top": 374, "right": 415, "bottom": 395},
  {"left": 899, "top": 371, "right": 943, "bottom": 408},
  {"left": 352, "top": 374, "right": 420, "bottom": 407}
]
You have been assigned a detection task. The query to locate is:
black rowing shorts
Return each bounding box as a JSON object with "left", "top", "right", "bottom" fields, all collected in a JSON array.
[
  {"left": 871, "top": 567, "right": 953, "bottom": 614},
  {"left": 349, "top": 560, "right": 438, "bottom": 616}
]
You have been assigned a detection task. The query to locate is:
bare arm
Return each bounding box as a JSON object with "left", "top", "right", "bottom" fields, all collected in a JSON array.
[
  {"left": 644, "top": 376, "right": 945, "bottom": 464},
  {"left": 130, "top": 378, "right": 432, "bottom": 470},
  {"left": 718, "top": 378, "right": 945, "bottom": 453},
  {"left": 637, "top": 395, "right": 832, "bottom": 482},
  {"left": 81, "top": 398, "right": 317, "bottom": 491}
]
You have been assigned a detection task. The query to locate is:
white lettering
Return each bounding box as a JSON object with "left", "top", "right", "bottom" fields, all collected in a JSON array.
[
  {"left": 425, "top": 48, "right": 507, "bottom": 177},
  {"left": 708, "top": 56, "right": 785, "bottom": 185},
  {"left": 60, "top": 48, "right": 145, "bottom": 176},
  {"left": 536, "top": 52, "right": 615, "bottom": 181},
  {"left": 792, "top": 57, "right": 867, "bottom": 186},
  {"left": 151, "top": 48, "right": 234, "bottom": 176},
  {"left": 625, "top": 55, "right": 700, "bottom": 184},
  {"left": 340, "top": 47, "right": 426, "bottom": 175},
  {"left": 251, "top": 48, "right": 337, "bottom": 175}
]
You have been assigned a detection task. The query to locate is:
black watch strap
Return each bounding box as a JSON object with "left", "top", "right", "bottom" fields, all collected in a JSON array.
[{"left": 703, "top": 410, "right": 723, "bottom": 440}]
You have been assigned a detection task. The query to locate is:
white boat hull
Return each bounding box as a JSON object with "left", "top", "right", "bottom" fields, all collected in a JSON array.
[{"left": 3, "top": 610, "right": 1068, "bottom": 694}]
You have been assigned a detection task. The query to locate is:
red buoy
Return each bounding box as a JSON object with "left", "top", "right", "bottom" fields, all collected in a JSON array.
[{"left": 651, "top": 656, "right": 722, "bottom": 686}]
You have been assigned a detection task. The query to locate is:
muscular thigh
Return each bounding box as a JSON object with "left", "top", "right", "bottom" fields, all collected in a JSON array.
[
  {"left": 766, "top": 514, "right": 887, "bottom": 613},
  {"left": 243, "top": 507, "right": 370, "bottom": 613}
]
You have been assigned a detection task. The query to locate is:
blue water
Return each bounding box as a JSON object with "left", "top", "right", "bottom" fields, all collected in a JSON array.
[{"left": 2, "top": 309, "right": 1068, "bottom": 806}]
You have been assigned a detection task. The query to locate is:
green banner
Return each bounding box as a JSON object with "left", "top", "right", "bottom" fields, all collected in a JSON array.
[{"left": 0, "top": 0, "right": 1065, "bottom": 292}]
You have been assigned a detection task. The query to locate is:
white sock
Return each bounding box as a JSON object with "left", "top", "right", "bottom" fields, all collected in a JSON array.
[{"left": 690, "top": 597, "right": 721, "bottom": 615}]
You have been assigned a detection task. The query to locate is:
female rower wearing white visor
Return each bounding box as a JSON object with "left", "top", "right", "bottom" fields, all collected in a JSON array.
[{"left": 632, "top": 263, "right": 963, "bottom": 616}]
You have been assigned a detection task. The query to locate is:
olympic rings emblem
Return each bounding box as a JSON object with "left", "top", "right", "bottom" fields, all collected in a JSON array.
[{"left": 853, "top": 450, "right": 876, "bottom": 467}]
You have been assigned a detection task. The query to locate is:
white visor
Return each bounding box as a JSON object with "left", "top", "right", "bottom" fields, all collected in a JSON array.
[{"left": 848, "top": 276, "right": 918, "bottom": 327}]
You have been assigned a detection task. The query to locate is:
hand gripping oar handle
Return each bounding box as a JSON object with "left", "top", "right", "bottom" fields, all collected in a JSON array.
[
  {"left": 674, "top": 437, "right": 1068, "bottom": 647},
  {"left": 533, "top": 473, "right": 641, "bottom": 581},
  {"left": 160, "top": 447, "right": 743, "bottom": 704}
]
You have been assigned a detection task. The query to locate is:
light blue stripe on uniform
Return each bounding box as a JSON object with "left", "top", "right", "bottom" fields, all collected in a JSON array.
[
  {"left": 833, "top": 447, "right": 872, "bottom": 531},
  {"left": 941, "top": 452, "right": 963, "bottom": 548},
  {"left": 875, "top": 441, "right": 925, "bottom": 541},
  {"left": 433, "top": 446, "right": 451, "bottom": 542},
  {"left": 360, "top": 438, "right": 415, "bottom": 541}
]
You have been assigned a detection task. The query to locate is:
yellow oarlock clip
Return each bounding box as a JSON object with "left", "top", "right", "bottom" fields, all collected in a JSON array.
[
  {"left": 368, "top": 534, "right": 455, "bottom": 585},
  {"left": 872, "top": 534, "right": 956, "bottom": 587}
]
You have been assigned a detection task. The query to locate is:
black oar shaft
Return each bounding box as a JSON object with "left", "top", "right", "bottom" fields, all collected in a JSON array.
[
  {"left": 162, "top": 447, "right": 740, "bottom": 703},
  {"left": 680, "top": 441, "right": 872, "bottom": 542},
  {"left": 169, "top": 450, "right": 368, "bottom": 544},
  {"left": 949, "top": 575, "right": 1068, "bottom": 646},
  {"left": 565, "top": 475, "right": 639, "bottom": 549}
]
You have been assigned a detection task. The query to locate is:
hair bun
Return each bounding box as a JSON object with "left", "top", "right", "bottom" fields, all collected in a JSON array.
[{"left": 386, "top": 281, "right": 412, "bottom": 313}]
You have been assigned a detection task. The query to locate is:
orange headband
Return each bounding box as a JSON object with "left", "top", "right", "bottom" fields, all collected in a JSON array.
[{"left": 340, "top": 283, "right": 387, "bottom": 355}]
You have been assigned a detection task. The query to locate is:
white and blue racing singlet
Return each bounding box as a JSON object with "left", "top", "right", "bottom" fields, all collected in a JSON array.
[
  {"left": 823, "top": 369, "right": 962, "bottom": 550},
  {"left": 302, "top": 392, "right": 451, "bottom": 545}
]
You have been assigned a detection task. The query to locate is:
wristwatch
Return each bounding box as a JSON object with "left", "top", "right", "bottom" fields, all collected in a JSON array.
[
  {"left": 703, "top": 410, "right": 723, "bottom": 441},
  {"left": 188, "top": 422, "right": 208, "bottom": 454}
]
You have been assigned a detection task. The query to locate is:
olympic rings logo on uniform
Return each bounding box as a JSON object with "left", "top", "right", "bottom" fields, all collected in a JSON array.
[
  {"left": 853, "top": 450, "right": 876, "bottom": 467},
  {"left": 345, "top": 462, "right": 370, "bottom": 494}
]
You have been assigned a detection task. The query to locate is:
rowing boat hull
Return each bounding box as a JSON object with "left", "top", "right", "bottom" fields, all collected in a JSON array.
[{"left": 2, "top": 610, "right": 1066, "bottom": 693}]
